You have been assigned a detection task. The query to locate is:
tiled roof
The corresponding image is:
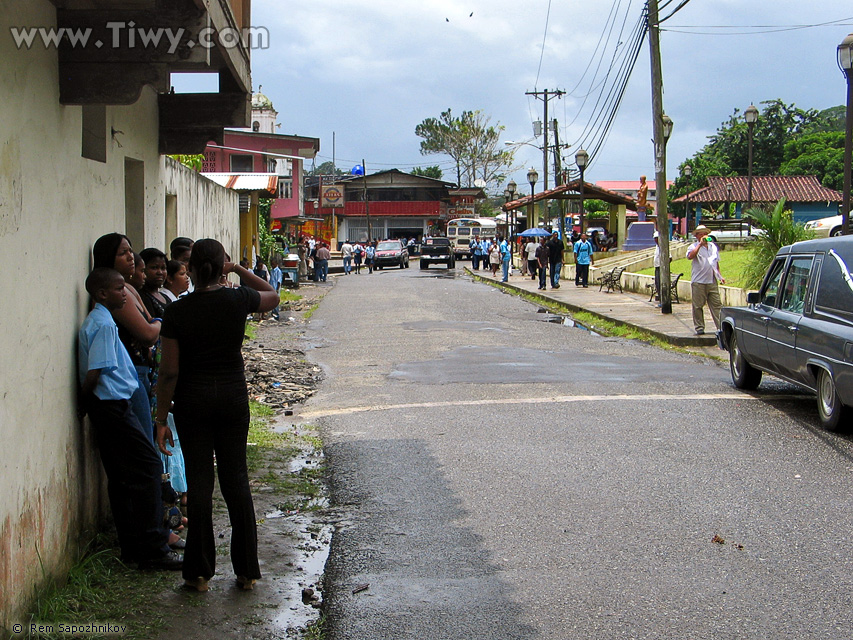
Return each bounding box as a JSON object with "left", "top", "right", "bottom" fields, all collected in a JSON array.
[
  {"left": 502, "top": 179, "right": 636, "bottom": 211},
  {"left": 672, "top": 175, "right": 841, "bottom": 204},
  {"left": 595, "top": 180, "right": 672, "bottom": 191}
]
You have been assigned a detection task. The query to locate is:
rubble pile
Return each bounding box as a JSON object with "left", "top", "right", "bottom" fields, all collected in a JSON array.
[{"left": 243, "top": 343, "right": 321, "bottom": 410}]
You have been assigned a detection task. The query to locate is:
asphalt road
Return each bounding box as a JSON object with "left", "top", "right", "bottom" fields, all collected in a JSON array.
[{"left": 298, "top": 265, "right": 853, "bottom": 640}]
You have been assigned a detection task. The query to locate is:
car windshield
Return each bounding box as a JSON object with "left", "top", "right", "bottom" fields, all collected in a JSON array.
[{"left": 377, "top": 242, "right": 400, "bottom": 250}]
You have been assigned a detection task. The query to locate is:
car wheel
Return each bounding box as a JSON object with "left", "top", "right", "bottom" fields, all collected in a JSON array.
[
  {"left": 729, "top": 332, "right": 762, "bottom": 390},
  {"left": 420, "top": 261, "right": 428, "bottom": 269},
  {"left": 831, "top": 227, "right": 843, "bottom": 237},
  {"left": 817, "top": 368, "right": 848, "bottom": 431}
]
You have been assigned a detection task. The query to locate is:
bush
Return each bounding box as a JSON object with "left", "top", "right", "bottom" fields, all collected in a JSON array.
[{"left": 742, "top": 198, "right": 814, "bottom": 289}]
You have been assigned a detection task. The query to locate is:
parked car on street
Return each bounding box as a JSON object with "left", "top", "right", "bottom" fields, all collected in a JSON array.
[
  {"left": 804, "top": 213, "right": 848, "bottom": 238},
  {"left": 697, "top": 220, "right": 761, "bottom": 243},
  {"left": 718, "top": 235, "right": 853, "bottom": 430},
  {"left": 419, "top": 237, "right": 455, "bottom": 269},
  {"left": 374, "top": 240, "right": 410, "bottom": 269}
]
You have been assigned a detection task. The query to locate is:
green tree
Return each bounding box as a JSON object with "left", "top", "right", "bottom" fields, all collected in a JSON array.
[
  {"left": 741, "top": 198, "right": 815, "bottom": 288},
  {"left": 309, "top": 160, "right": 345, "bottom": 177},
  {"left": 780, "top": 131, "right": 845, "bottom": 190},
  {"left": 168, "top": 154, "right": 204, "bottom": 171},
  {"left": 411, "top": 165, "right": 443, "bottom": 179},
  {"left": 415, "top": 108, "right": 515, "bottom": 191}
]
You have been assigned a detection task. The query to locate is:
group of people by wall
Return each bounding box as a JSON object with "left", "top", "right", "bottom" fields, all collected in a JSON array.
[{"left": 79, "top": 233, "right": 278, "bottom": 591}]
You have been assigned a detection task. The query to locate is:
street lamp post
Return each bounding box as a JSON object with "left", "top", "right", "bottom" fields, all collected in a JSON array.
[
  {"left": 683, "top": 164, "right": 692, "bottom": 236},
  {"left": 657, "top": 113, "right": 674, "bottom": 314},
  {"left": 507, "top": 180, "right": 517, "bottom": 254},
  {"left": 726, "top": 182, "right": 733, "bottom": 219},
  {"left": 839, "top": 33, "right": 853, "bottom": 236},
  {"left": 745, "top": 104, "right": 759, "bottom": 211},
  {"left": 575, "top": 148, "right": 589, "bottom": 234},
  {"left": 527, "top": 168, "right": 538, "bottom": 232}
]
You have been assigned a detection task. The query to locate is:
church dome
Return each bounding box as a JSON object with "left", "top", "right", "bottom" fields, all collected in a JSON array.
[{"left": 251, "top": 86, "right": 274, "bottom": 111}]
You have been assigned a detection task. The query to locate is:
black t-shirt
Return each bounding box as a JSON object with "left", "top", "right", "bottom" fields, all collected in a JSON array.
[{"left": 160, "top": 286, "right": 260, "bottom": 384}]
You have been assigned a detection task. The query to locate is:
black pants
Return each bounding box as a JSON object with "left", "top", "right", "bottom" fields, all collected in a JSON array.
[
  {"left": 173, "top": 378, "right": 260, "bottom": 581},
  {"left": 538, "top": 264, "right": 548, "bottom": 289},
  {"left": 88, "top": 398, "right": 170, "bottom": 561},
  {"left": 576, "top": 263, "right": 590, "bottom": 286}
]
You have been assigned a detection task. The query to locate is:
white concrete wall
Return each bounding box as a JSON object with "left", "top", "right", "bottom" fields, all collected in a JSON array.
[
  {"left": 162, "top": 158, "right": 240, "bottom": 260},
  {"left": 0, "top": 0, "right": 238, "bottom": 626}
]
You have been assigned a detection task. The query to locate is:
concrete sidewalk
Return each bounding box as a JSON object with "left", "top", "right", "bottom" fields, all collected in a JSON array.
[{"left": 469, "top": 265, "right": 721, "bottom": 348}]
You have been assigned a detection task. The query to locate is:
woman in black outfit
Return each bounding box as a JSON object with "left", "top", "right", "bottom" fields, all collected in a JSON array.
[{"left": 155, "top": 239, "right": 279, "bottom": 591}]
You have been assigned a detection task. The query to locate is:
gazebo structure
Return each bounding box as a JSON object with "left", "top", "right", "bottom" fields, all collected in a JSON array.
[{"left": 502, "top": 179, "right": 636, "bottom": 250}]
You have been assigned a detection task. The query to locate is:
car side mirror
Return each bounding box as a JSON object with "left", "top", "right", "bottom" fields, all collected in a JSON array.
[{"left": 746, "top": 291, "right": 760, "bottom": 305}]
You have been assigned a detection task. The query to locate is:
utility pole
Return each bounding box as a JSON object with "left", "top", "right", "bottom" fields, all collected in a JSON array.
[
  {"left": 552, "top": 120, "right": 566, "bottom": 240},
  {"left": 647, "top": 0, "right": 673, "bottom": 315},
  {"left": 526, "top": 89, "right": 564, "bottom": 227},
  {"left": 362, "top": 158, "right": 372, "bottom": 242}
]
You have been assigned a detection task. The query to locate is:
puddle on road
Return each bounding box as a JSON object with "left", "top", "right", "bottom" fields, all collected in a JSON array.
[{"left": 537, "top": 308, "right": 600, "bottom": 335}]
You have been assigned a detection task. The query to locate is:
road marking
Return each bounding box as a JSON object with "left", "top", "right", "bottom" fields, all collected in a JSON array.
[{"left": 298, "top": 392, "right": 802, "bottom": 419}]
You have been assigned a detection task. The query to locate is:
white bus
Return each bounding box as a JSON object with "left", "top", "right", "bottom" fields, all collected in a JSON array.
[{"left": 446, "top": 217, "right": 498, "bottom": 258}]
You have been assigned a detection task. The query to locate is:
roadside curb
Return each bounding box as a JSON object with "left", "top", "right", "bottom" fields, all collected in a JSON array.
[{"left": 467, "top": 268, "right": 718, "bottom": 348}]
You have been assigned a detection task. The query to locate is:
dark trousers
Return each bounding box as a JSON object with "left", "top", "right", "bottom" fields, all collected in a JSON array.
[
  {"left": 654, "top": 266, "right": 661, "bottom": 299},
  {"left": 576, "top": 263, "right": 590, "bottom": 286},
  {"left": 88, "top": 398, "right": 169, "bottom": 561},
  {"left": 529, "top": 261, "right": 537, "bottom": 279},
  {"left": 173, "top": 379, "right": 260, "bottom": 581},
  {"left": 538, "top": 264, "right": 548, "bottom": 289},
  {"left": 472, "top": 253, "right": 480, "bottom": 270}
]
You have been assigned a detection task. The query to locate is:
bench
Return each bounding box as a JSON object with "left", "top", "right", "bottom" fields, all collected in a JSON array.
[
  {"left": 597, "top": 266, "right": 626, "bottom": 293},
  {"left": 647, "top": 272, "right": 683, "bottom": 303}
]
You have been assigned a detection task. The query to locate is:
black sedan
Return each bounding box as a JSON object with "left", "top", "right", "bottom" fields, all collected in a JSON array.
[{"left": 718, "top": 236, "right": 853, "bottom": 430}]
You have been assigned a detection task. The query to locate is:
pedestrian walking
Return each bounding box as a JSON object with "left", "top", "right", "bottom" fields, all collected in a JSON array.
[
  {"left": 489, "top": 240, "right": 501, "bottom": 276},
  {"left": 535, "top": 237, "right": 549, "bottom": 290},
  {"left": 573, "top": 232, "right": 594, "bottom": 287},
  {"left": 525, "top": 238, "right": 539, "bottom": 280},
  {"left": 687, "top": 225, "right": 725, "bottom": 335},
  {"left": 341, "top": 240, "right": 353, "bottom": 275},
  {"left": 547, "top": 230, "right": 564, "bottom": 289},
  {"left": 365, "top": 241, "right": 376, "bottom": 273},
  {"left": 315, "top": 242, "right": 330, "bottom": 282}
]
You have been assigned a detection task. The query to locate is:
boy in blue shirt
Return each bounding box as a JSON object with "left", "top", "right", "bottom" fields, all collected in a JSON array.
[
  {"left": 268, "top": 258, "right": 282, "bottom": 320},
  {"left": 79, "top": 268, "right": 181, "bottom": 570}
]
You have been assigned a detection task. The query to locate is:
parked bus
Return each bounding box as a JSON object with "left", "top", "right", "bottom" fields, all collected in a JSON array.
[{"left": 446, "top": 217, "right": 498, "bottom": 258}]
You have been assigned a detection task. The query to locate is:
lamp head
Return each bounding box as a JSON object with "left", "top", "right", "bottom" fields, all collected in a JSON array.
[
  {"left": 839, "top": 33, "right": 853, "bottom": 72},
  {"left": 662, "top": 114, "right": 673, "bottom": 140},
  {"left": 527, "top": 167, "right": 539, "bottom": 187},
  {"left": 507, "top": 180, "right": 517, "bottom": 196},
  {"left": 745, "top": 104, "right": 759, "bottom": 125},
  {"left": 575, "top": 148, "right": 589, "bottom": 169},
  {"left": 683, "top": 164, "right": 692, "bottom": 178}
]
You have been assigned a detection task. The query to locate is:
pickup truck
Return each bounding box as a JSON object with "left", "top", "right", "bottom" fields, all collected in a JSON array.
[{"left": 419, "top": 237, "right": 456, "bottom": 269}]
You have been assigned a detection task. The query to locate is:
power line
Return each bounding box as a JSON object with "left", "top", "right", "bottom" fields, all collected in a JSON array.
[{"left": 534, "top": 0, "right": 554, "bottom": 90}]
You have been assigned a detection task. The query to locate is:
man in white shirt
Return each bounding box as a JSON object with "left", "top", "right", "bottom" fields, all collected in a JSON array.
[
  {"left": 687, "top": 225, "right": 725, "bottom": 335},
  {"left": 525, "top": 239, "right": 539, "bottom": 280},
  {"left": 341, "top": 240, "right": 353, "bottom": 275}
]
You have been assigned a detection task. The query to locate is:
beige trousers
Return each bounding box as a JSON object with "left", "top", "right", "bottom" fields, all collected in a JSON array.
[{"left": 691, "top": 281, "right": 722, "bottom": 333}]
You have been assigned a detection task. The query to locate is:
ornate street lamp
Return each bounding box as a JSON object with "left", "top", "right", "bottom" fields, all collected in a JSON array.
[
  {"left": 745, "top": 104, "right": 759, "bottom": 211},
  {"left": 839, "top": 33, "right": 853, "bottom": 235},
  {"left": 575, "top": 148, "right": 589, "bottom": 233},
  {"left": 507, "top": 180, "right": 517, "bottom": 253},
  {"left": 657, "top": 114, "right": 674, "bottom": 313},
  {"left": 527, "top": 167, "right": 539, "bottom": 230},
  {"left": 726, "top": 182, "right": 733, "bottom": 219},
  {"left": 683, "top": 164, "right": 692, "bottom": 236}
]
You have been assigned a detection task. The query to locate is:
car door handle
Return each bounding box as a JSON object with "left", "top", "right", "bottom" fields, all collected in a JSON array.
[
  {"left": 788, "top": 325, "right": 799, "bottom": 334},
  {"left": 760, "top": 316, "right": 771, "bottom": 323}
]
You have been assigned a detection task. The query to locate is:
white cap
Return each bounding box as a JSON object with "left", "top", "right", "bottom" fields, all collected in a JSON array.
[{"left": 653, "top": 231, "right": 659, "bottom": 238}]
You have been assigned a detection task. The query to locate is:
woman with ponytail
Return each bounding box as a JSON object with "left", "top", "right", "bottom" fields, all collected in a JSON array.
[{"left": 154, "top": 239, "right": 279, "bottom": 592}]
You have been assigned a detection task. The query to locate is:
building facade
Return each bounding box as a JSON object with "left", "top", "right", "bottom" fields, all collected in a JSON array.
[{"left": 1, "top": 0, "right": 250, "bottom": 625}]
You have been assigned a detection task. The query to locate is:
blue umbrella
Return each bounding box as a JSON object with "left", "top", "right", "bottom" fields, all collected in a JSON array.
[{"left": 518, "top": 228, "right": 551, "bottom": 237}]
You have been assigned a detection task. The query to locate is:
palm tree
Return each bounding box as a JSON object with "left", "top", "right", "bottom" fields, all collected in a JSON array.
[{"left": 741, "top": 197, "right": 814, "bottom": 289}]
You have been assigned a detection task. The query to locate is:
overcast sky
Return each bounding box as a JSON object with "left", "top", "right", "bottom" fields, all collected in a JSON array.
[{"left": 241, "top": 0, "right": 853, "bottom": 191}]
